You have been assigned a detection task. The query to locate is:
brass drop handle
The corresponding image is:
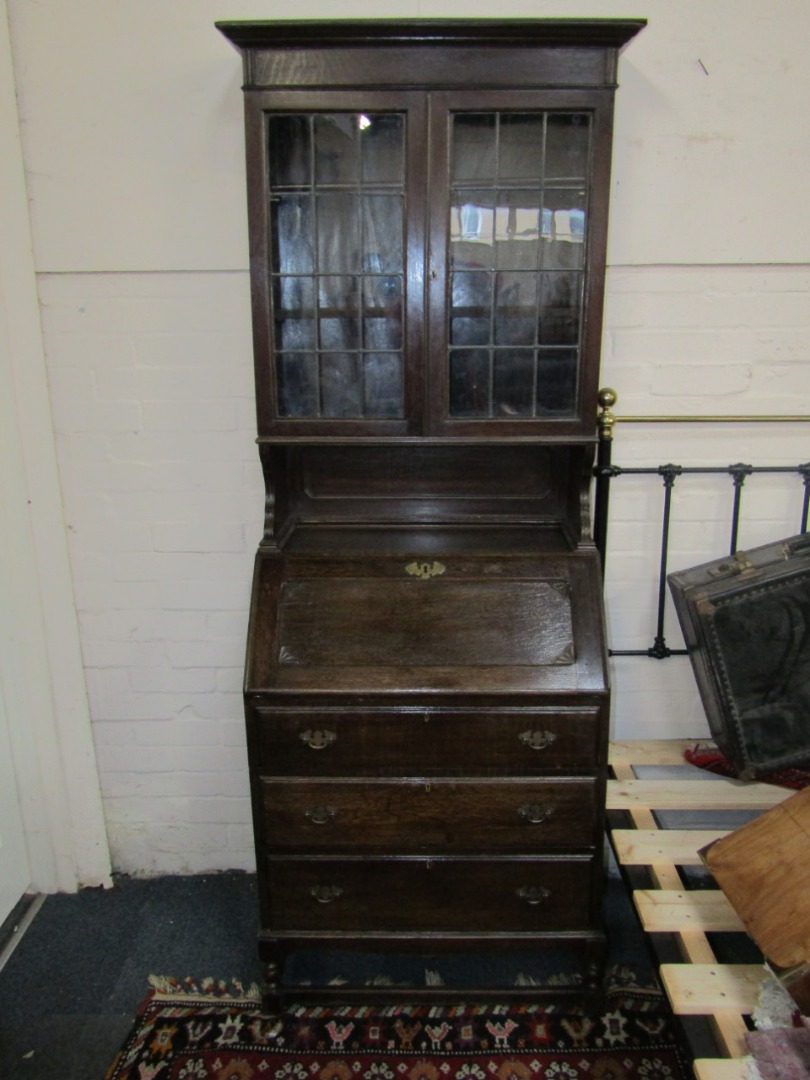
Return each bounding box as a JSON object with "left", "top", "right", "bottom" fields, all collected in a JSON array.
[
  {"left": 310, "top": 885, "right": 343, "bottom": 904},
  {"left": 304, "top": 805, "right": 337, "bottom": 825},
  {"left": 519, "top": 730, "right": 557, "bottom": 751},
  {"left": 517, "top": 803, "right": 554, "bottom": 825},
  {"left": 516, "top": 885, "right": 551, "bottom": 906},
  {"left": 300, "top": 729, "right": 336, "bottom": 750}
]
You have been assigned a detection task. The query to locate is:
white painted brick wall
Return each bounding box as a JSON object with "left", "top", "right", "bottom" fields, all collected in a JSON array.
[
  {"left": 39, "top": 271, "right": 263, "bottom": 874},
  {"left": 19, "top": 1, "right": 810, "bottom": 876}
]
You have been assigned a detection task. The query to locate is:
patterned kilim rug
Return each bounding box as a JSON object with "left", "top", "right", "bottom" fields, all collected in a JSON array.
[{"left": 104, "top": 967, "right": 692, "bottom": 1080}]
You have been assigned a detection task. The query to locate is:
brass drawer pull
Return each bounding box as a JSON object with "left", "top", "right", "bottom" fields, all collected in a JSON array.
[
  {"left": 517, "top": 803, "right": 554, "bottom": 825},
  {"left": 519, "top": 729, "right": 557, "bottom": 751},
  {"left": 304, "top": 805, "right": 337, "bottom": 825},
  {"left": 516, "top": 885, "right": 551, "bottom": 906},
  {"left": 310, "top": 885, "right": 343, "bottom": 904},
  {"left": 300, "top": 729, "right": 336, "bottom": 750}
]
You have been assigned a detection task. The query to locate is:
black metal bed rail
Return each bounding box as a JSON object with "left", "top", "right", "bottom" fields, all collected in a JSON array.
[{"left": 592, "top": 389, "right": 810, "bottom": 660}]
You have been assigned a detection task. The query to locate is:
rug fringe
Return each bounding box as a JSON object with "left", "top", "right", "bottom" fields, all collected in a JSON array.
[
  {"left": 145, "top": 963, "right": 661, "bottom": 1009},
  {"left": 148, "top": 973, "right": 262, "bottom": 1001}
]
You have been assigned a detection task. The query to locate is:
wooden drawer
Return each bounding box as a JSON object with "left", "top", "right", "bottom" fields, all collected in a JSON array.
[
  {"left": 264, "top": 855, "right": 596, "bottom": 932},
  {"left": 251, "top": 707, "right": 601, "bottom": 776},
  {"left": 260, "top": 777, "right": 598, "bottom": 852}
]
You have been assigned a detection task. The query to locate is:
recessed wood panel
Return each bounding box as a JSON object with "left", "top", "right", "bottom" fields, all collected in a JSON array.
[
  {"left": 300, "top": 445, "right": 555, "bottom": 500},
  {"left": 277, "top": 579, "right": 574, "bottom": 667}
]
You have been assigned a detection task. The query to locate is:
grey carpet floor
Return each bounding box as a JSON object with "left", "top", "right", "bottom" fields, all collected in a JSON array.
[{"left": 0, "top": 860, "right": 659, "bottom": 1080}]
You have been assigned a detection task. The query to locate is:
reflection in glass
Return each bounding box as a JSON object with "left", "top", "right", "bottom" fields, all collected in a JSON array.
[
  {"left": 319, "top": 276, "right": 359, "bottom": 350},
  {"left": 536, "top": 348, "right": 578, "bottom": 415},
  {"left": 499, "top": 114, "right": 545, "bottom": 180},
  {"left": 364, "top": 353, "right": 403, "bottom": 417},
  {"left": 450, "top": 190, "right": 495, "bottom": 270},
  {"left": 317, "top": 193, "right": 360, "bottom": 273},
  {"left": 268, "top": 115, "right": 311, "bottom": 187},
  {"left": 451, "top": 114, "right": 496, "bottom": 180},
  {"left": 494, "top": 189, "right": 541, "bottom": 270},
  {"left": 495, "top": 272, "right": 537, "bottom": 346},
  {"left": 450, "top": 271, "right": 491, "bottom": 346},
  {"left": 321, "top": 353, "right": 363, "bottom": 417},
  {"left": 545, "top": 114, "right": 590, "bottom": 180},
  {"left": 449, "top": 349, "right": 490, "bottom": 417},
  {"left": 268, "top": 111, "right": 406, "bottom": 420},
  {"left": 274, "top": 276, "right": 316, "bottom": 351},
  {"left": 362, "top": 195, "right": 403, "bottom": 273},
  {"left": 447, "top": 110, "right": 590, "bottom": 419},
  {"left": 543, "top": 188, "right": 587, "bottom": 270},
  {"left": 273, "top": 195, "right": 314, "bottom": 274},
  {"left": 277, "top": 352, "right": 319, "bottom": 417},
  {"left": 364, "top": 276, "right": 402, "bottom": 350},
  {"left": 539, "top": 272, "right": 581, "bottom": 346},
  {"left": 362, "top": 114, "right": 404, "bottom": 183},
  {"left": 314, "top": 114, "right": 360, "bottom": 184},
  {"left": 494, "top": 349, "right": 535, "bottom": 415}
]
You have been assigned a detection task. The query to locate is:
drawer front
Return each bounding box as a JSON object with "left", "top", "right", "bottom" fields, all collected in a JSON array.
[
  {"left": 251, "top": 707, "right": 601, "bottom": 776},
  {"left": 264, "top": 856, "right": 596, "bottom": 933},
  {"left": 260, "top": 777, "right": 598, "bottom": 852}
]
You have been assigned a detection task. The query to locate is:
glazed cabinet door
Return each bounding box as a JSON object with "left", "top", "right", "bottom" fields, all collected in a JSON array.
[
  {"left": 425, "top": 90, "right": 615, "bottom": 438},
  {"left": 244, "top": 88, "right": 614, "bottom": 440},
  {"left": 244, "top": 91, "right": 428, "bottom": 437}
]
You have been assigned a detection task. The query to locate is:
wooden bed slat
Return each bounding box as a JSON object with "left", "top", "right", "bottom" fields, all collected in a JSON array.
[
  {"left": 610, "top": 739, "right": 698, "bottom": 767},
  {"left": 607, "top": 778, "right": 789, "bottom": 812},
  {"left": 634, "top": 889, "right": 745, "bottom": 933},
  {"left": 660, "top": 962, "right": 765, "bottom": 1014},
  {"left": 693, "top": 1060, "right": 750, "bottom": 1080},
  {"left": 612, "top": 828, "right": 730, "bottom": 866}
]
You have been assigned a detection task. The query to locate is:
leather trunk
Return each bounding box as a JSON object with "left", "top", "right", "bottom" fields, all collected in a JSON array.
[{"left": 668, "top": 534, "right": 810, "bottom": 779}]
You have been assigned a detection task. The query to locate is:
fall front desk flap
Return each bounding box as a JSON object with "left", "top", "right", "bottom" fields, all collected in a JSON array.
[{"left": 245, "top": 550, "right": 608, "bottom": 695}]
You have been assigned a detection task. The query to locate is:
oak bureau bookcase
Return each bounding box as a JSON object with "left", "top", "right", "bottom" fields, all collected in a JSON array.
[{"left": 217, "top": 18, "right": 644, "bottom": 1012}]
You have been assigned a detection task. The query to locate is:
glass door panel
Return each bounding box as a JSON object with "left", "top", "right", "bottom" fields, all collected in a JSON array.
[
  {"left": 445, "top": 109, "right": 591, "bottom": 422},
  {"left": 268, "top": 111, "right": 406, "bottom": 421}
]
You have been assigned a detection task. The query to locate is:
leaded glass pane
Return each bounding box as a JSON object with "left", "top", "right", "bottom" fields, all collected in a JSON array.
[
  {"left": 273, "top": 195, "right": 314, "bottom": 274},
  {"left": 499, "top": 114, "right": 545, "bottom": 181},
  {"left": 451, "top": 114, "right": 496, "bottom": 181},
  {"left": 446, "top": 110, "right": 590, "bottom": 419},
  {"left": 545, "top": 113, "right": 590, "bottom": 180},
  {"left": 364, "top": 353, "right": 403, "bottom": 417},
  {"left": 449, "top": 349, "right": 491, "bottom": 417},
  {"left": 321, "top": 353, "right": 363, "bottom": 417},
  {"left": 277, "top": 352, "right": 319, "bottom": 417},
  {"left": 267, "top": 111, "right": 406, "bottom": 420},
  {"left": 536, "top": 348, "right": 578, "bottom": 415},
  {"left": 364, "top": 276, "right": 402, "bottom": 350},
  {"left": 314, "top": 114, "right": 360, "bottom": 185},
  {"left": 450, "top": 271, "right": 491, "bottom": 347},
  {"left": 361, "top": 114, "right": 404, "bottom": 183},
  {"left": 450, "top": 190, "right": 495, "bottom": 270},
  {"left": 268, "top": 116, "right": 311, "bottom": 188},
  {"left": 495, "top": 272, "right": 537, "bottom": 346},
  {"left": 362, "top": 194, "right": 403, "bottom": 273},
  {"left": 493, "top": 349, "right": 535, "bottom": 416}
]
